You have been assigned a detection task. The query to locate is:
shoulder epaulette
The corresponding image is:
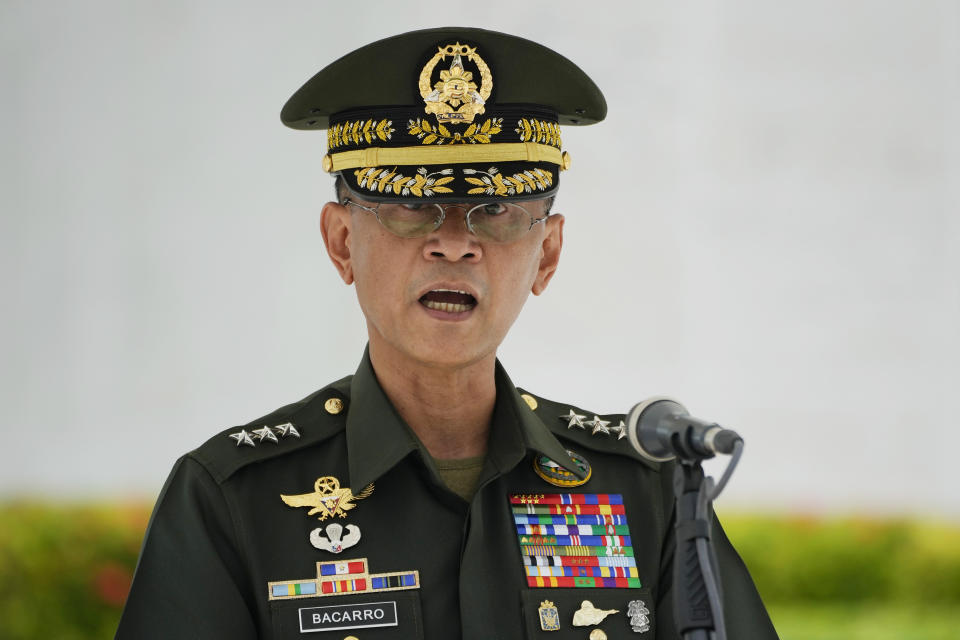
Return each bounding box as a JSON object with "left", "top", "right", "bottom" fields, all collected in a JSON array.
[
  {"left": 517, "top": 387, "right": 661, "bottom": 471},
  {"left": 190, "top": 375, "right": 353, "bottom": 483}
]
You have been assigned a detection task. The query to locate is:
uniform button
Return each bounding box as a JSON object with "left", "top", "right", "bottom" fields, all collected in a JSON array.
[
  {"left": 325, "top": 397, "right": 345, "bottom": 414},
  {"left": 344, "top": 636, "right": 359, "bottom": 640},
  {"left": 589, "top": 630, "right": 607, "bottom": 640},
  {"left": 521, "top": 393, "right": 538, "bottom": 411}
]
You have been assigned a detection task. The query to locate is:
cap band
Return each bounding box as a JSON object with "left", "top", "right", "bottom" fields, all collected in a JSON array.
[{"left": 324, "top": 142, "right": 569, "bottom": 173}]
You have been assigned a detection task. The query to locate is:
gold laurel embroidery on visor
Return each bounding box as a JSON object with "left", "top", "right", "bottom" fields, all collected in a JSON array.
[
  {"left": 464, "top": 167, "right": 553, "bottom": 196},
  {"left": 354, "top": 166, "right": 455, "bottom": 197},
  {"left": 515, "top": 119, "right": 562, "bottom": 149},
  {"left": 328, "top": 119, "right": 396, "bottom": 150},
  {"left": 419, "top": 43, "right": 493, "bottom": 125},
  {"left": 407, "top": 117, "right": 503, "bottom": 145}
]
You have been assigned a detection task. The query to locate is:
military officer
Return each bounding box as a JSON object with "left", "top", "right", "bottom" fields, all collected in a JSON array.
[{"left": 116, "top": 27, "right": 778, "bottom": 639}]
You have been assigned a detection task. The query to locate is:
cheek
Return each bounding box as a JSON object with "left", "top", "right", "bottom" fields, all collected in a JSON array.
[
  {"left": 495, "top": 247, "right": 542, "bottom": 306},
  {"left": 350, "top": 231, "right": 413, "bottom": 310},
  {"left": 519, "top": 240, "right": 546, "bottom": 282},
  {"left": 351, "top": 222, "right": 390, "bottom": 273}
]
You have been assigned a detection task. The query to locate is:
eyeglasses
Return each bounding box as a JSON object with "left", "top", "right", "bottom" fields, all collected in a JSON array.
[{"left": 341, "top": 198, "right": 550, "bottom": 244}]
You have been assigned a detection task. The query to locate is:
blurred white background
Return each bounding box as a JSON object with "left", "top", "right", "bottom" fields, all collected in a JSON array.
[{"left": 2, "top": 1, "right": 957, "bottom": 517}]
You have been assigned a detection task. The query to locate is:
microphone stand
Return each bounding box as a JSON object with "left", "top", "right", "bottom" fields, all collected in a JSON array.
[
  {"left": 672, "top": 460, "right": 724, "bottom": 640},
  {"left": 670, "top": 438, "right": 742, "bottom": 640}
]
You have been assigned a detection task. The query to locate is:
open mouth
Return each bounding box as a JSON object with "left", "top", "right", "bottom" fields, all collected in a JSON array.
[{"left": 419, "top": 289, "right": 478, "bottom": 313}]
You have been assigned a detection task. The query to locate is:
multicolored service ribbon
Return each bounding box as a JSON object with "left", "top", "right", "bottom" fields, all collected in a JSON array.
[
  {"left": 267, "top": 558, "right": 420, "bottom": 601},
  {"left": 509, "top": 493, "right": 642, "bottom": 589}
]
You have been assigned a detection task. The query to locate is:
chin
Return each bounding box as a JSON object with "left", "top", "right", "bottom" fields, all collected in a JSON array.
[{"left": 402, "top": 337, "right": 496, "bottom": 370}]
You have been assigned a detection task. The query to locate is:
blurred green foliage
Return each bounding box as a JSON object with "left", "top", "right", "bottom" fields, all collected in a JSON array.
[
  {"left": 723, "top": 513, "right": 960, "bottom": 639},
  {"left": 721, "top": 513, "right": 960, "bottom": 605},
  {"left": 766, "top": 603, "right": 960, "bottom": 640},
  {"left": 0, "top": 503, "right": 958, "bottom": 639},
  {"left": 0, "top": 502, "right": 149, "bottom": 640}
]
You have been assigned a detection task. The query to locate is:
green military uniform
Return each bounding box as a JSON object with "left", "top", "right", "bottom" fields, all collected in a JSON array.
[
  {"left": 117, "top": 27, "right": 778, "bottom": 639},
  {"left": 116, "top": 350, "right": 776, "bottom": 639}
]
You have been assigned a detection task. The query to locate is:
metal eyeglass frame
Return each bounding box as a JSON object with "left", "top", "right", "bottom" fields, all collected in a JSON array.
[{"left": 340, "top": 197, "right": 550, "bottom": 242}]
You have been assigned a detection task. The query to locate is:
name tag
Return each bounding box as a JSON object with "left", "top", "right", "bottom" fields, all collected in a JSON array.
[{"left": 298, "top": 601, "right": 398, "bottom": 633}]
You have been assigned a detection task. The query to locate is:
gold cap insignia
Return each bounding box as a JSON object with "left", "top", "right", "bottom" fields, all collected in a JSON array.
[{"left": 419, "top": 43, "right": 493, "bottom": 124}]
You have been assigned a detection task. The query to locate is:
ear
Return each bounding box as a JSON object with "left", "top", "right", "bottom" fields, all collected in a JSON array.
[
  {"left": 531, "top": 214, "right": 563, "bottom": 296},
  {"left": 320, "top": 201, "right": 354, "bottom": 284}
]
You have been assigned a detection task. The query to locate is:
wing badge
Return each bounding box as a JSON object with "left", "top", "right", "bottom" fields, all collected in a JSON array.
[
  {"left": 310, "top": 523, "right": 361, "bottom": 554},
  {"left": 281, "top": 476, "right": 374, "bottom": 521}
]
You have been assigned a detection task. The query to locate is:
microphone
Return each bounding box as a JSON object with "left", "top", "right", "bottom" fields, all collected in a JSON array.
[{"left": 625, "top": 397, "right": 743, "bottom": 462}]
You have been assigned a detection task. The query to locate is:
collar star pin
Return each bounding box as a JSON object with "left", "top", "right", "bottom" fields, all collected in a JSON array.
[
  {"left": 228, "top": 422, "right": 300, "bottom": 447},
  {"left": 588, "top": 416, "right": 611, "bottom": 436},
  {"left": 273, "top": 422, "right": 300, "bottom": 438},
  {"left": 252, "top": 426, "right": 279, "bottom": 443},
  {"left": 609, "top": 419, "right": 628, "bottom": 441},
  {"left": 228, "top": 429, "right": 256, "bottom": 447},
  {"left": 560, "top": 409, "right": 587, "bottom": 430}
]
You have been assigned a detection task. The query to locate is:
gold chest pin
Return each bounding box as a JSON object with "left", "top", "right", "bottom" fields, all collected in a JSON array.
[
  {"left": 281, "top": 476, "right": 373, "bottom": 521},
  {"left": 573, "top": 600, "right": 619, "bottom": 626},
  {"left": 538, "top": 600, "right": 560, "bottom": 631}
]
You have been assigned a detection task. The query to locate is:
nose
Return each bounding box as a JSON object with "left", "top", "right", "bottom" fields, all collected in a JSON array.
[{"left": 422, "top": 205, "right": 482, "bottom": 263}]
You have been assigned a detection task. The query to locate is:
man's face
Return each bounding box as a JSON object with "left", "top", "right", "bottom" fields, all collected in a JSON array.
[{"left": 321, "top": 193, "right": 564, "bottom": 370}]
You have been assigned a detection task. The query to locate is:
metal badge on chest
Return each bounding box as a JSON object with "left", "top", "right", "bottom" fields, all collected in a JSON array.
[
  {"left": 533, "top": 449, "right": 593, "bottom": 488},
  {"left": 281, "top": 475, "right": 373, "bottom": 553}
]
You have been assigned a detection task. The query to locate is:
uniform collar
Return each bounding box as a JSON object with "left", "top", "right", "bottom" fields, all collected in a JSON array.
[
  {"left": 346, "top": 348, "right": 585, "bottom": 493},
  {"left": 345, "top": 348, "right": 420, "bottom": 493},
  {"left": 485, "top": 360, "right": 585, "bottom": 482}
]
